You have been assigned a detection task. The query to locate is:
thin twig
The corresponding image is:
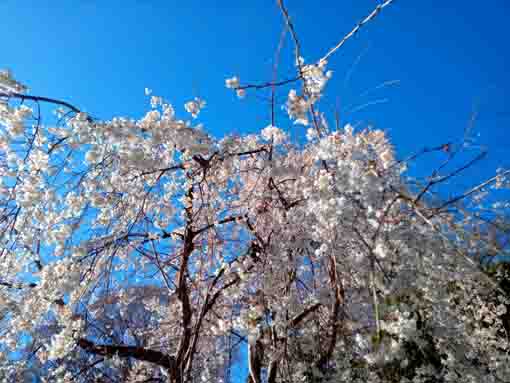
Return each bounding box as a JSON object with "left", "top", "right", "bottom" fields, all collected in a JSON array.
[
  {"left": 236, "top": 76, "right": 301, "bottom": 91},
  {"left": 436, "top": 169, "right": 510, "bottom": 212},
  {"left": 320, "top": 0, "right": 395, "bottom": 64},
  {"left": 277, "top": 0, "right": 303, "bottom": 66}
]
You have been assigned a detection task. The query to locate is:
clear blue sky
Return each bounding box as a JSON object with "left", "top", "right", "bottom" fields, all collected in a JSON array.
[{"left": 2, "top": 1, "right": 509, "bottom": 179}]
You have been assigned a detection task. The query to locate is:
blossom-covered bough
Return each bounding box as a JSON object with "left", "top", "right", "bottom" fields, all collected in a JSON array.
[{"left": 1, "top": 2, "right": 510, "bottom": 382}]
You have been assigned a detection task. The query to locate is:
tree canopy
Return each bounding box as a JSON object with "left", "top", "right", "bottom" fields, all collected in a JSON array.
[{"left": 0, "top": 2, "right": 510, "bottom": 382}]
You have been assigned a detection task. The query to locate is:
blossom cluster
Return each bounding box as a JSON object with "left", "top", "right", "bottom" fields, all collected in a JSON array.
[{"left": 0, "top": 66, "right": 507, "bottom": 383}]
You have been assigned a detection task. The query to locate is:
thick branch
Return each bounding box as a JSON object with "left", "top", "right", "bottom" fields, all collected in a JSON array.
[
  {"left": 317, "top": 255, "right": 343, "bottom": 369},
  {"left": 78, "top": 338, "right": 175, "bottom": 370},
  {"left": 175, "top": 185, "right": 195, "bottom": 368}
]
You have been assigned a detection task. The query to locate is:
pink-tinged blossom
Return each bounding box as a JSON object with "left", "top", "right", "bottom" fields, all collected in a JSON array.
[
  {"left": 285, "top": 89, "right": 310, "bottom": 125},
  {"left": 184, "top": 97, "right": 206, "bottom": 118},
  {"left": 225, "top": 76, "right": 239, "bottom": 89},
  {"left": 261, "top": 125, "right": 286, "bottom": 144},
  {"left": 0, "top": 31, "right": 507, "bottom": 381}
]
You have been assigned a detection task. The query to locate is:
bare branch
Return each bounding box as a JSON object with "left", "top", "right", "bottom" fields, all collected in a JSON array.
[{"left": 320, "top": 0, "right": 395, "bottom": 63}]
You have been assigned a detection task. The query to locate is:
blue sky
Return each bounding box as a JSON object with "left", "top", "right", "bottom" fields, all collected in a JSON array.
[
  {"left": 3, "top": 1, "right": 509, "bottom": 198},
  {"left": 2, "top": 1, "right": 509, "bottom": 179}
]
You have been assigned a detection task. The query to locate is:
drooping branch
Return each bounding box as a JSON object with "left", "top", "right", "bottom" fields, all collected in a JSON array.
[
  {"left": 290, "top": 303, "right": 322, "bottom": 327},
  {"left": 0, "top": 280, "right": 37, "bottom": 289},
  {"left": 0, "top": 92, "right": 86, "bottom": 117},
  {"left": 78, "top": 338, "right": 175, "bottom": 370},
  {"left": 0, "top": 279, "right": 65, "bottom": 305}
]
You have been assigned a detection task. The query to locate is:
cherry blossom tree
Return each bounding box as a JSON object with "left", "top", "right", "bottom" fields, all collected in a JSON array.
[{"left": 1, "top": 1, "right": 510, "bottom": 382}]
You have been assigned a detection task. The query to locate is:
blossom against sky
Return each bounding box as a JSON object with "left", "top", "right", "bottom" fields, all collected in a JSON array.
[
  {"left": 2, "top": 0, "right": 509, "bottom": 180},
  {"left": 1, "top": 2, "right": 510, "bottom": 381}
]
